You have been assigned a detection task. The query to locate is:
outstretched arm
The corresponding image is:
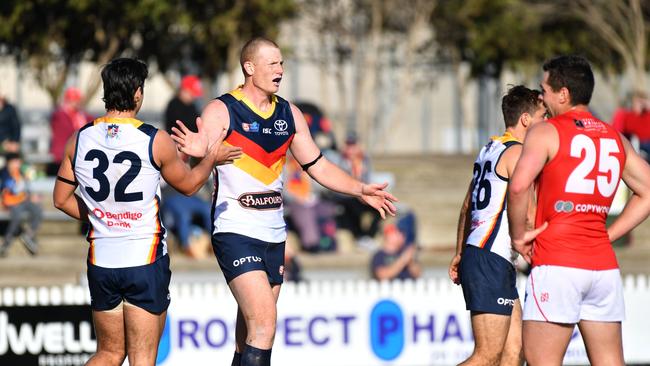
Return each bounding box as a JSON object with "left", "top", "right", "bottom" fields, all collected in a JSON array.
[
  {"left": 607, "top": 135, "right": 650, "bottom": 241},
  {"left": 288, "top": 104, "right": 397, "bottom": 218},
  {"left": 53, "top": 132, "right": 89, "bottom": 221}
]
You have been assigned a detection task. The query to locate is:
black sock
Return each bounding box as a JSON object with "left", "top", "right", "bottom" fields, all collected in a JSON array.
[
  {"left": 231, "top": 351, "right": 242, "bottom": 366},
  {"left": 241, "top": 345, "right": 272, "bottom": 366}
]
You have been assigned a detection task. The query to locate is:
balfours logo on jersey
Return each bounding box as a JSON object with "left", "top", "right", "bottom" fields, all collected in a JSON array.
[
  {"left": 274, "top": 119, "right": 289, "bottom": 135},
  {"left": 238, "top": 191, "right": 283, "bottom": 210}
]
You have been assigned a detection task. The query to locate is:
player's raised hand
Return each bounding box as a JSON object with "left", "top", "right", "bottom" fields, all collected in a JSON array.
[
  {"left": 360, "top": 182, "right": 398, "bottom": 219},
  {"left": 171, "top": 117, "right": 210, "bottom": 158}
]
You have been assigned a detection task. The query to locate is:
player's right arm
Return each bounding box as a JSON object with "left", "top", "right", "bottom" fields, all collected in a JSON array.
[
  {"left": 53, "top": 132, "right": 90, "bottom": 221},
  {"left": 607, "top": 134, "right": 650, "bottom": 242},
  {"left": 155, "top": 118, "right": 227, "bottom": 195},
  {"left": 449, "top": 182, "right": 472, "bottom": 284},
  {"left": 171, "top": 100, "right": 242, "bottom": 164},
  {"left": 508, "top": 124, "right": 551, "bottom": 262}
]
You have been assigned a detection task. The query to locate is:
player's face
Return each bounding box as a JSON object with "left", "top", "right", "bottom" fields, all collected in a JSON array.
[
  {"left": 541, "top": 71, "right": 561, "bottom": 117},
  {"left": 252, "top": 45, "right": 284, "bottom": 95}
]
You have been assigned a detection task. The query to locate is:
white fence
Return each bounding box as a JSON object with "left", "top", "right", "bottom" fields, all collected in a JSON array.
[{"left": 1, "top": 275, "right": 649, "bottom": 365}]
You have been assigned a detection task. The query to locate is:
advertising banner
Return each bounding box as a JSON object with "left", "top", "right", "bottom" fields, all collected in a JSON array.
[{"left": 0, "top": 305, "right": 95, "bottom": 366}]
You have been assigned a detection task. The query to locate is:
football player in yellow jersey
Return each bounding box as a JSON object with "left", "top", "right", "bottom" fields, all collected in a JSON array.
[{"left": 173, "top": 37, "right": 398, "bottom": 366}]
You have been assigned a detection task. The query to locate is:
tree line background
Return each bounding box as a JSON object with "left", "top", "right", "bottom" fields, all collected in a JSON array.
[{"left": 1, "top": 0, "right": 649, "bottom": 150}]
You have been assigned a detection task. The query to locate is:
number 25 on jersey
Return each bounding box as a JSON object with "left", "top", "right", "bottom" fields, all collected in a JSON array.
[{"left": 565, "top": 135, "right": 620, "bottom": 197}]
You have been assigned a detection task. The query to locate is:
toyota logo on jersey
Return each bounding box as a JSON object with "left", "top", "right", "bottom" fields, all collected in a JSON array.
[{"left": 274, "top": 119, "right": 288, "bottom": 131}]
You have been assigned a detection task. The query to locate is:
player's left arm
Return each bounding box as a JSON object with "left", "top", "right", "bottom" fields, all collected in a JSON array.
[
  {"left": 607, "top": 134, "right": 650, "bottom": 242},
  {"left": 288, "top": 103, "right": 397, "bottom": 218},
  {"left": 53, "top": 132, "right": 90, "bottom": 221}
]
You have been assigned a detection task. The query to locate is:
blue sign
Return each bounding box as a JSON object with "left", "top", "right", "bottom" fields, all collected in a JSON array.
[{"left": 370, "top": 300, "right": 404, "bottom": 361}]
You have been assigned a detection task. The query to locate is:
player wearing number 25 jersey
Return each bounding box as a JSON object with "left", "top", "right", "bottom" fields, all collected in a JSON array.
[
  {"left": 533, "top": 109, "right": 625, "bottom": 270},
  {"left": 508, "top": 55, "right": 650, "bottom": 366}
]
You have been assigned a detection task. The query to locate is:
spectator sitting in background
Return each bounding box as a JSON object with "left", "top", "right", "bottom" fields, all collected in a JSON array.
[
  {"left": 328, "top": 132, "right": 381, "bottom": 249},
  {"left": 161, "top": 180, "right": 213, "bottom": 259},
  {"left": 47, "top": 87, "right": 94, "bottom": 176},
  {"left": 371, "top": 223, "right": 421, "bottom": 281},
  {"left": 284, "top": 153, "right": 337, "bottom": 253},
  {"left": 164, "top": 75, "right": 203, "bottom": 134},
  {"left": 295, "top": 101, "right": 338, "bottom": 152},
  {"left": 0, "top": 153, "right": 42, "bottom": 257},
  {"left": 283, "top": 243, "right": 303, "bottom": 282},
  {"left": 611, "top": 90, "right": 650, "bottom": 161},
  {"left": 0, "top": 96, "right": 21, "bottom": 155},
  {"left": 162, "top": 76, "right": 212, "bottom": 258}
]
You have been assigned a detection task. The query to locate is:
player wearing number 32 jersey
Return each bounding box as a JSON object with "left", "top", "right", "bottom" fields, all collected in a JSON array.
[
  {"left": 75, "top": 116, "right": 167, "bottom": 268},
  {"left": 53, "top": 58, "right": 230, "bottom": 366}
]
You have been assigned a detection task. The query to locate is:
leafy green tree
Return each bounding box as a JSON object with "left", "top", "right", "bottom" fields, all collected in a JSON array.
[{"left": 0, "top": 0, "right": 296, "bottom": 106}]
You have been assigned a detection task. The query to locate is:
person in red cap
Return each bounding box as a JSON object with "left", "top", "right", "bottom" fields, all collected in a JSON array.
[
  {"left": 47, "top": 87, "right": 94, "bottom": 175},
  {"left": 162, "top": 75, "right": 215, "bottom": 258},
  {"left": 164, "top": 75, "right": 203, "bottom": 134}
]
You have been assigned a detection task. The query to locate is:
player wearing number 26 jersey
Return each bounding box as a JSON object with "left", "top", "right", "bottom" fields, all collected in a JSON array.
[
  {"left": 466, "top": 132, "right": 521, "bottom": 264},
  {"left": 534, "top": 109, "right": 625, "bottom": 270},
  {"left": 450, "top": 86, "right": 546, "bottom": 366}
]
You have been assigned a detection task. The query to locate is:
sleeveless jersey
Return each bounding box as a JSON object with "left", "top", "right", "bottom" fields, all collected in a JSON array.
[
  {"left": 534, "top": 110, "right": 625, "bottom": 270},
  {"left": 212, "top": 89, "right": 295, "bottom": 242},
  {"left": 466, "top": 132, "right": 521, "bottom": 264},
  {"left": 74, "top": 117, "right": 166, "bottom": 268}
]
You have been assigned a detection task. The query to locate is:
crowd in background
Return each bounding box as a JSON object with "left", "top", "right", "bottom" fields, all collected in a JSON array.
[{"left": 6, "top": 75, "right": 649, "bottom": 280}]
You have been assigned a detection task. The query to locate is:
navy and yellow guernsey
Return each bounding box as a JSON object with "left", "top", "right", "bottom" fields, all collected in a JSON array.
[
  {"left": 213, "top": 88, "right": 296, "bottom": 243},
  {"left": 74, "top": 117, "right": 166, "bottom": 268},
  {"left": 466, "top": 132, "right": 521, "bottom": 264}
]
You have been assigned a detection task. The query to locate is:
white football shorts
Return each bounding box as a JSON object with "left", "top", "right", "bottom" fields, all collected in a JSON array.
[{"left": 523, "top": 265, "right": 625, "bottom": 323}]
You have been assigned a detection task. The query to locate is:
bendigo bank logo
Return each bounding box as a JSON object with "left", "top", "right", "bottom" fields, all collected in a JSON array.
[
  {"left": 238, "top": 191, "right": 283, "bottom": 210},
  {"left": 92, "top": 208, "right": 143, "bottom": 228}
]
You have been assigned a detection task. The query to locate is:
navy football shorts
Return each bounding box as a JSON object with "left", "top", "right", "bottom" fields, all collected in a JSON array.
[
  {"left": 459, "top": 245, "right": 518, "bottom": 316},
  {"left": 212, "top": 232, "right": 285, "bottom": 284},
  {"left": 87, "top": 254, "right": 171, "bottom": 314}
]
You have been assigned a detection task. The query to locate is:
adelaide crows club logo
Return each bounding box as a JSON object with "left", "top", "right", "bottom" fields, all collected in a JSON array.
[{"left": 106, "top": 124, "right": 120, "bottom": 138}]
